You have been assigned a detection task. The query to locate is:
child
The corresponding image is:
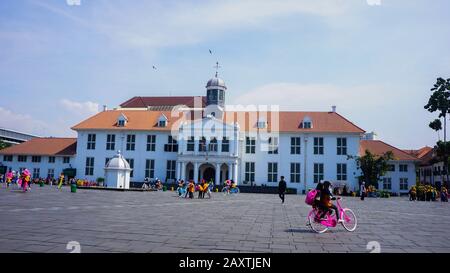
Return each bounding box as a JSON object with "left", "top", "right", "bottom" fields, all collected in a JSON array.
[
  {"left": 318, "top": 181, "right": 342, "bottom": 223},
  {"left": 188, "top": 180, "right": 195, "bottom": 199},
  {"left": 313, "top": 181, "right": 324, "bottom": 208}
]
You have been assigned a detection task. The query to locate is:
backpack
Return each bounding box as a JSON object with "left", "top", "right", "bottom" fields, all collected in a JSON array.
[{"left": 305, "top": 189, "right": 318, "bottom": 205}]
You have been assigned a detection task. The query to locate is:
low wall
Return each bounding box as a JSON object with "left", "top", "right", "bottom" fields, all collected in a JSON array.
[{"left": 130, "top": 182, "right": 297, "bottom": 194}]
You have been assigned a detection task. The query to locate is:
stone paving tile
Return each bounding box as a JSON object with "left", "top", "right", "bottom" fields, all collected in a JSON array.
[{"left": 1, "top": 187, "right": 450, "bottom": 253}]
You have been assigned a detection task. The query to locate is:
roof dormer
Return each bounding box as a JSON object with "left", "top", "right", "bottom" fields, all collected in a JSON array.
[
  {"left": 117, "top": 114, "right": 128, "bottom": 127},
  {"left": 158, "top": 114, "right": 168, "bottom": 127},
  {"left": 256, "top": 118, "right": 267, "bottom": 129},
  {"left": 300, "top": 116, "right": 313, "bottom": 129}
]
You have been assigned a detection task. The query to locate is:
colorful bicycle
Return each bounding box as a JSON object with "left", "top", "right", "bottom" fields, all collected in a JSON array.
[
  {"left": 222, "top": 186, "right": 240, "bottom": 196},
  {"left": 307, "top": 197, "right": 357, "bottom": 233}
]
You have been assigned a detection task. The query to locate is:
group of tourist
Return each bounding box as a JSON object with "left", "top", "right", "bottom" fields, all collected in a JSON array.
[
  {"left": 409, "top": 184, "right": 448, "bottom": 202},
  {"left": 176, "top": 179, "right": 214, "bottom": 199},
  {"left": 1, "top": 170, "right": 67, "bottom": 191}
]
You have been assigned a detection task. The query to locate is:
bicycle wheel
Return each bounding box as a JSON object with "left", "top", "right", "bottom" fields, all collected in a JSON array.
[
  {"left": 222, "top": 187, "right": 228, "bottom": 195},
  {"left": 231, "top": 187, "right": 239, "bottom": 195},
  {"left": 341, "top": 208, "right": 357, "bottom": 232},
  {"left": 307, "top": 210, "right": 328, "bottom": 233}
]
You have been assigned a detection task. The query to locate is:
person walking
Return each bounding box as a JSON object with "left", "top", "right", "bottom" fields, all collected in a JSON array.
[
  {"left": 360, "top": 181, "right": 367, "bottom": 201},
  {"left": 278, "top": 176, "right": 287, "bottom": 203}
]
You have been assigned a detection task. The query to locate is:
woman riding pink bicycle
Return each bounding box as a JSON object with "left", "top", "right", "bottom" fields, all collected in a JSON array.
[{"left": 306, "top": 181, "right": 357, "bottom": 233}]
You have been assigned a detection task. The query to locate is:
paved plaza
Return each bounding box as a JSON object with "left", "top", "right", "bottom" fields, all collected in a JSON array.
[{"left": 0, "top": 185, "right": 449, "bottom": 253}]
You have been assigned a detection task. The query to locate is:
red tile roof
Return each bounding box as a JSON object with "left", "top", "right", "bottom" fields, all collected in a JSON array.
[
  {"left": 0, "top": 138, "right": 77, "bottom": 156},
  {"left": 72, "top": 109, "right": 365, "bottom": 133},
  {"left": 403, "top": 146, "right": 433, "bottom": 159},
  {"left": 120, "top": 96, "right": 206, "bottom": 108},
  {"left": 360, "top": 140, "right": 419, "bottom": 161}
]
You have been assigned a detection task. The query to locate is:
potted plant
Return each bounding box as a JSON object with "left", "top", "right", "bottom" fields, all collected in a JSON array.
[{"left": 96, "top": 177, "right": 105, "bottom": 187}]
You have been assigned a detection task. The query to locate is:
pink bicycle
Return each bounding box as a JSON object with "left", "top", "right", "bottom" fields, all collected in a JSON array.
[{"left": 307, "top": 197, "right": 357, "bottom": 233}]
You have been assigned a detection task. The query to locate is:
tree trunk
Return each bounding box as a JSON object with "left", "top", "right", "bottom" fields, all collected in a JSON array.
[{"left": 444, "top": 116, "right": 447, "bottom": 143}]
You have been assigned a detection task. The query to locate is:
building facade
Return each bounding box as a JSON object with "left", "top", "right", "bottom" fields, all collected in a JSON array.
[{"left": 0, "top": 74, "right": 419, "bottom": 194}]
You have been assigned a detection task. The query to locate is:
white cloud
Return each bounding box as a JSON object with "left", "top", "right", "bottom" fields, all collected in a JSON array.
[
  {"left": 33, "top": 0, "right": 354, "bottom": 49},
  {"left": 0, "top": 107, "right": 53, "bottom": 136},
  {"left": 231, "top": 82, "right": 394, "bottom": 111},
  {"left": 60, "top": 99, "right": 99, "bottom": 116}
]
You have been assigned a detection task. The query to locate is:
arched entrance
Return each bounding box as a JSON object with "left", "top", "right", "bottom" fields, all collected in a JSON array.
[
  {"left": 199, "top": 163, "right": 216, "bottom": 183},
  {"left": 185, "top": 162, "right": 194, "bottom": 180},
  {"left": 203, "top": 167, "right": 215, "bottom": 182}
]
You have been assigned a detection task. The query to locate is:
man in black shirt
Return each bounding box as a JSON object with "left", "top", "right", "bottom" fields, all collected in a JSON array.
[{"left": 278, "top": 176, "right": 287, "bottom": 203}]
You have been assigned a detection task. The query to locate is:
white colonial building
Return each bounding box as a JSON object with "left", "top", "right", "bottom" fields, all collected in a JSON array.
[{"left": 0, "top": 74, "right": 419, "bottom": 194}]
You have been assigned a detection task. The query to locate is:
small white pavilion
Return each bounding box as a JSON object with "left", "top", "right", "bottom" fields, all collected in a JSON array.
[{"left": 104, "top": 151, "right": 132, "bottom": 189}]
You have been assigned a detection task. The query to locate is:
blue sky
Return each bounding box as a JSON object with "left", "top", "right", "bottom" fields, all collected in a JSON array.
[{"left": 1, "top": 0, "right": 449, "bottom": 149}]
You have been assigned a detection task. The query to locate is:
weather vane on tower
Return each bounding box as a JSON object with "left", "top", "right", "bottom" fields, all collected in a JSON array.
[{"left": 213, "top": 61, "right": 221, "bottom": 78}]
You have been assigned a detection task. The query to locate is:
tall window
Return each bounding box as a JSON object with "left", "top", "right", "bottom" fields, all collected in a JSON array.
[
  {"left": 399, "top": 164, "right": 408, "bottom": 172},
  {"left": 87, "top": 134, "right": 96, "bottom": 150},
  {"left": 268, "top": 137, "right": 278, "bottom": 154},
  {"left": 106, "top": 134, "right": 116, "bottom": 150},
  {"left": 382, "top": 177, "right": 392, "bottom": 190},
  {"left": 337, "top": 137, "right": 347, "bottom": 155},
  {"left": 85, "top": 157, "right": 94, "bottom": 176},
  {"left": 268, "top": 162, "right": 278, "bottom": 182},
  {"left": 198, "top": 137, "right": 207, "bottom": 152},
  {"left": 32, "top": 168, "right": 40, "bottom": 179},
  {"left": 187, "top": 137, "right": 195, "bottom": 152},
  {"left": 400, "top": 178, "right": 408, "bottom": 190},
  {"left": 246, "top": 137, "right": 256, "bottom": 154},
  {"left": 126, "top": 158, "right": 134, "bottom": 177},
  {"left": 48, "top": 156, "right": 55, "bottom": 163},
  {"left": 32, "top": 156, "right": 41, "bottom": 163},
  {"left": 145, "top": 159, "right": 155, "bottom": 179},
  {"left": 221, "top": 137, "right": 229, "bottom": 152},
  {"left": 3, "top": 155, "right": 12, "bottom": 162},
  {"left": 126, "top": 134, "right": 136, "bottom": 151},
  {"left": 388, "top": 164, "right": 395, "bottom": 172},
  {"left": 337, "top": 163, "right": 347, "bottom": 181},
  {"left": 18, "top": 155, "right": 27, "bottom": 162},
  {"left": 47, "top": 169, "right": 55, "bottom": 179},
  {"left": 105, "top": 158, "right": 111, "bottom": 166},
  {"left": 164, "top": 136, "right": 178, "bottom": 152},
  {"left": 290, "top": 137, "right": 301, "bottom": 154},
  {"left": 313, "top": 137, "right": 324, "bottom": 155},
  {"left": 209, "top": 138, "right": 218, "bottom": 152},
  {"left": 245, "top": 162, "right": 255, "bottom": 183},
  {"left": 63, "top": 157, "right": 70, "bottom": 164},
  {"left": 290, "top": 163, "right": 301, "bottom": 183},
  {"left": 146, "top": 135, "right": 156, "bottom": 151},
  {"left": 313, "top": 163, "right": 324, "bottom": 183},
  {"left": 166, "top": 160, "right": 176, "bottom": 180}
]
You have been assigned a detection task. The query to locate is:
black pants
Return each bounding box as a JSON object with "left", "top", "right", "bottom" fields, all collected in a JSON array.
[
  {"left": 189, "top": 192, "right": 194, "bottom": 199},
  {"left": 361, "top": 192, "right": 365, "bottom": 200},
  {"left": 279, "top": 191, "right": 285, "bottom": 203},
  {"left": 319, "top": 204, "right": 339, "bottom": 220}
]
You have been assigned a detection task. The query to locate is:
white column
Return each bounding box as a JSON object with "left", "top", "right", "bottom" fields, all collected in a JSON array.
[
  {"left": 227, "top": 163, "right": 232, "bottom": 180},
  {"left": 194, "top": 162, "right": 199, "bottom": 183},
  {"left": 181, "top": 162, "right": 186, "bottom": 180},
  {"left": 215, "top": 163, "right": 221, "bottom": 185},
  {"left": 175, "top": 162, "right": 180, "bottom": 180},
  {"left": 233, "top": 163, "right": 238, "bottom": 184}
]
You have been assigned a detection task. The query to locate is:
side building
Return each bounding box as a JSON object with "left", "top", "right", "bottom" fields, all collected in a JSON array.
[
  {"left": 0, "top": 137, "right": 77, "bottom": 179},
  {"left": 360, "top": 139, "right": 419, "bottom": 194}
]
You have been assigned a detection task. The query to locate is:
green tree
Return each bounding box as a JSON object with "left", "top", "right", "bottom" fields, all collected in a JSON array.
[
  {"left": 0, "top": 140, "right": 11, "bottom": 150},
  {"left": 424, "top": 77, "right": 450, "bottom": 142},
  {"left": 429, "top": 119, "right": 442, "bottom": 140},
  {"left": 350, "top": 150, "right": 394, "bottom": 187}
]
